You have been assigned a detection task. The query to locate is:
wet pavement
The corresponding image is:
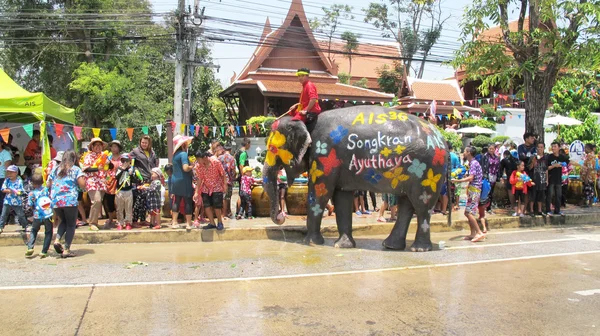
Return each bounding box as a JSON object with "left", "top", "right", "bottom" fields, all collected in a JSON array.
[{"left": 0, "top": 225, "right": 599, "bottom": 335}]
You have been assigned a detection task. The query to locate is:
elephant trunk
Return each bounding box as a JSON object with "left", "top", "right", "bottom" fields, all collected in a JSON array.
[{"left": 262, "top": 163, "right": 284, "bottom": 225}]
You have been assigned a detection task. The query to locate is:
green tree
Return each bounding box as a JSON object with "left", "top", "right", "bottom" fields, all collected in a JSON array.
[
  {"left": 352, "top": 78, "right": 369, "bottom": 88},
  {"left": 551, "top": 73, "right": 600, "bottom": 144},
  {"left": 438, "top": 126, "right": 463, "bottom": 152},
  {"left": 340, "top": 31, "right": 360, "bottom": 75},
  {"left": 376, "top": 61, "right": 404, "bottom": 94},
  {"left": 459, "top": 119, "right": 496, "bottom": 131},
  {"left": 363, "top": 0, "right": 448, "bottom": 78},
  {"left": 337, "top": 72, "right": 351, "bottom": 84},
  {"left": 451, "top": 0, "right": 600, "bottom": 142},
  {"left": 310, "top": 4, "right": 354, "bottom": 64}
]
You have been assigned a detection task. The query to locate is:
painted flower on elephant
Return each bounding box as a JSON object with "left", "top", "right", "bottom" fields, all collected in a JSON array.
[
  {"left": 309, "top": 161, "right": 324, "bottom": 183},
  {"left": 311, "top": 203, "right": 322, "bottom": 216},
  {"left": 380, "top": 147, "right": 392, "bottom": 157},
  {"left": 329, "top": 125, "right": 348, "bottom": 145},
  {"left": 318, "top": 149, "right": 342, "bottom": 175},
  {"left": 383, "top": 166, "right": 410, "bottom": 188},
  {"left": 408, "top": 159, "right": 426, "bottom": 178},
  {"left": 265, "top": 131, "right": 294, "bottom": 166},
  {"left": 432, "top": 148, "right": 445, "bottom": 166},
  {"left": 315, "top": 141, "right": 328, "bottom": 155},
  {"left": 419, "top": 191, "right": 432, "bottom": 204},
  {"left": 420, "top": 219, "right": 430, "bottom": 232},
  {"left": 364, "top": 168, "right": 383, "bottom": 184},
  {"left": 394, "top": 145, "right": 406, "bottom": 155},
  {"left": 421, "top": 168, "right": 441, "bottom": 192},
  {"left": 315, "top": 183, "right": 328, "bottom": 197}
]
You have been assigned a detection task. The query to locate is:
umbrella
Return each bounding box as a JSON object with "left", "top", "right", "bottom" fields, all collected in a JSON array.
[
  {"left": 544, "top": 115, "right": 582, "bottom": 136},
  {"left": 456, "top": 126, "right": 497, "bottom": 134}
]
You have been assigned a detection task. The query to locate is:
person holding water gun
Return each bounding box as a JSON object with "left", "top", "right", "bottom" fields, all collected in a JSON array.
[{"left": 509, "top": 161, "right": 535, "bottom": 217}]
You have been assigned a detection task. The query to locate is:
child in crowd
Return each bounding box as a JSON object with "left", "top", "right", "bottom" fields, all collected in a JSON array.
[
  {"left": 192, "top": 152, "right": 206, "bottom": 226},
  {"left": 531, "top": 142, "right": 548, "bottom": 216},
  {"left": 146, "top": 168, "right": 164, "bottom": 229},
  {"left": 277, "top": 167, "right": 288, "bottom": 217},
  {"left": 559, "top": 149, "right": 572, "bottom": 207},
  {"left": 478, "top": 180, "right": 492, "bottom": 233},
  {"left": 509, "top": 161, "right": 535, "bottom": 217},
  {"left": 0, "top": 165, "right": 28, "bottom": 233},
  {"left": 25, "top": 174, "right": 53, "bottom": 257},
  {"left": 353, "top": 191, "right": 370, "bottom": 216},
  {"left": 237, "top": 166, "right": 254, "bottom": 219},
  {"left": 20, "top": 168, "right": 34, "bottom": 225},
  {"left": 114, "top": 154, "right": 138, "bottom": 230}
]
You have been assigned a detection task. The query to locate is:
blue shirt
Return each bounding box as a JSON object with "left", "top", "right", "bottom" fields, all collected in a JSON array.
[
  {"left": 450, "top": 152, "right": 460, "bottom": 169},
  {"left": 2, "top": 177, "right": 25, "bottom": 206},
  {"left": 170, "top": 150, "right": 193, "bottom": 197},
  {"left": 48, "top": 166, "right": 84, "bottom": 208},
  {"left": 0, "top": 149, "right": 12, "bottom": 179},
  {"left": 28, "top": 187, "right": 53, "bottom": 220}
]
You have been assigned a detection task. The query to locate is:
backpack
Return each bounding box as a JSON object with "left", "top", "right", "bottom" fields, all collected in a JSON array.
[{"left": 480, "top": 179, "right": 491, "bottom": 201}]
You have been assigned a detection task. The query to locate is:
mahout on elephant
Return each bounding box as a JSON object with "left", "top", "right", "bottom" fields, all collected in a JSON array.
[{"left": 262, "top": 106, "right": 448, "bottom": 252}]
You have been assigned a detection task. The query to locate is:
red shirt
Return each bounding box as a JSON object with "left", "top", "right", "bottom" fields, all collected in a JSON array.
[
  {"left": 291, "top": 80, "right": 321, "bottom": 122},
  {"left": 195, "top": 157, "right": 226, "bottom": 195}
]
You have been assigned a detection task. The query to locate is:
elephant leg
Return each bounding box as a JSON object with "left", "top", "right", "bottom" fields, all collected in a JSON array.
[
  {"left": 383, "top": 195, "right": 414, "bottom": 250},
  {"left": 304, "top": 184, "right": 328, "bottom": 246},
  {"left": 332, "top": 190, "right": 356, "bottom": 248},
  {"left": 410, "top": 207, "right": 433, "bottom": 252}
]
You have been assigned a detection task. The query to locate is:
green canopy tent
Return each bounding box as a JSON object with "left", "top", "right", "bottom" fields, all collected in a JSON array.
[{"left": 0, "top": 68, "right": 75, "bottom": 124}]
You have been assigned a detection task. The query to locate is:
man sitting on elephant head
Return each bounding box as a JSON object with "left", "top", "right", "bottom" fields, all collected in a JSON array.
[{"left": 286, "top": 67, "right": 321, "bottom": 133}]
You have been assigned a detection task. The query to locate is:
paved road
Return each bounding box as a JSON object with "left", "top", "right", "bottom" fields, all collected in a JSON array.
[{"left": 1, "top": 226, "right": 599, "bottom": 335}]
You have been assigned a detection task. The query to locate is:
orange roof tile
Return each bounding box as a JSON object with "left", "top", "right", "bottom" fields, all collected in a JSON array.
[
  {"left": 317, "top": 40, "right": 399, "bottom": 79},
  {"left": 406, "top": 77, "right": 464, "bottom": 101},
  {"left": 257, "top": 79, "right": 394, "bottom": 100}
]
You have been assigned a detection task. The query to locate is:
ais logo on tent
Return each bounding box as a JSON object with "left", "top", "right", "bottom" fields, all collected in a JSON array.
[{"left": 24, "top": 101, "right": 36, "bottom": 106}]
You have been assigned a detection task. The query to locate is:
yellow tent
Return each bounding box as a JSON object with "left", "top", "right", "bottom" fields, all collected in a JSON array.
[{"left": 0, "top": 68, "right": 75, "bottom": 124}]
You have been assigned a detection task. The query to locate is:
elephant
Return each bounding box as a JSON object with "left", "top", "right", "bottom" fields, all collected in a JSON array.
[{"left": 262, "top": 106, "right": 448, "bottom": 252}]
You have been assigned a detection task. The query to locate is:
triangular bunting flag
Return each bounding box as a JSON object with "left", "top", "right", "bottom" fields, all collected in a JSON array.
[
  {"left": 437, "top": 115, "right": 442, "bottom": 120},
  {"left": 486, "top": 98, "right": 491, "bottom": 103},
  {"left": 142, "top": 126, "right": 149, "bottom": 135},
  {"left": 55, "top": 123, "right": 64, "bottom": 137},
  {"left": 518, "top": 115, "right": 522, "bottom": 119},
  {"left": 109, "top": 128, "right": 117, "bottom": 140},
  {"left": 67, "top": 132, "right": 74, "bottom": 142},
  {"left": 255, "top": 124, "right": 260, "bottom": 133},
  {"left": 203, "top": 126, "right": 209, "bottom": 137},
  {"left": 126, "top": 128, "right": 134, "bottom": 141},
  {"left": 156, "top": 124, "right": 163, "bottom": 135},
  {"left": 92, "top": 128, "right": 100, "bottom": 138},
  {"left": 46, "top": 123, "right": 54, "bottom": 135},
  {"left": 189, "top": 125, "right": 195, "bottom": 137},
  {"left": 212, "top": 126, "right": 217, "bottom": 137},
  {"left": 180, "top": 124, "right": 185, "bottom": 134},
  {"left": 73, "top": 126, "right": 82, "bottom": 140},
  {"left": 442, "top": 101, "right": 447, "bottom": 105},
  {"left": 242, "top": 126, "right": 247, "bottom": 135},
  {"left": 170, "top": 121, "right": 176, "bottom": 133},
  {"left": 220, "top": 126, "right": 225, "bottom": 137},
  {"left": 451, "top": 101, "right": 455, "bottom": 106},
  {"left": 0, "top": 129, "right": 9, "bottom": 143},
  {"left": 501, "top": 116, "right": 505, "bottom": 121},
  {"left": 195, "top": 125, "right": 200, "bottom": 137},
  {"left": 236, "top": 126, "right": 241, "bottom": 136},
  {"left": 465, "top": 112, "right": 470, "bottom": 117},
  {"left": 22, "top": 124, "right": 34, "bottom": 138},
  {"left": 478, "top": 99, "right": 482, "bottom": 104}
]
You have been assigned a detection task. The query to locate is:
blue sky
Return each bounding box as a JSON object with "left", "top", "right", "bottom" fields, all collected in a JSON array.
[{"left": 150, "top": 0, "right": 474, "bottom": 86}]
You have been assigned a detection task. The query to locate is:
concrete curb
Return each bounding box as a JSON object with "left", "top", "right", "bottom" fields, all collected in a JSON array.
[{"left": 0, "top": 213, "right": 597, "bottom": 247}]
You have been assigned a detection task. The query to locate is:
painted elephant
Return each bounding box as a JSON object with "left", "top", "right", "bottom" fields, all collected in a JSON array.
[{"left": 262, "top": 106, "right": 448, "bottom": 252}]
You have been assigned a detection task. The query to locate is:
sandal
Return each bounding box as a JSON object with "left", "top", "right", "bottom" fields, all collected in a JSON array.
[
  {"left": 471, "top": 234, "right": 485, "bottom": 242},
  {"left": 53, "top": 242, "right": 64, "bottom": 254},
  {"left": 61, "top": 250, "right": 75, "bottom": 258}
]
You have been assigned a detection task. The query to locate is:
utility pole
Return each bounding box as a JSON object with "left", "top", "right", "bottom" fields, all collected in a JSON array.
[
  {"left": 184, "top": 28, "right": 197, "bottom": 125},
  {"left": 173, "top": 0, "right": 187, "bottom": 132}
]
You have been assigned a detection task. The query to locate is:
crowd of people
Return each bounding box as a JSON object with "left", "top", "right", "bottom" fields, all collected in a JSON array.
[
  {"left": 448, "top": 132, "right": 600, "bottom": 243},
  {"left": 0, "top": 131, "right": 267, "bottom": 258}
]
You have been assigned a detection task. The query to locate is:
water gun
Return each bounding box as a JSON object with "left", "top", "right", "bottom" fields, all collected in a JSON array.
[
  {"left": 516, "top": 172, "right": 531, "bottom": 183},
  {"left": 451, "top": 166, "right": 466, "bottom": 179},
  {"left": 189, "top": 155, "right": 196, "bottom": 164},
  {"left": 93, "top": 150, "right": 111, "bottom": 170},
  {"left": 561, "top": 162, "right": 567, "bottom": 168}
]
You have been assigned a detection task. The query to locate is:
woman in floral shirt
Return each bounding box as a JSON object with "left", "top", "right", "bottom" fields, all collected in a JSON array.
[
  {"left": 81, "top": 138, "right": 108, "bottom": 231},
  {"left": 47, "top": 151, "right": 86, "bottom": 258},
  {"left": 580, "top": 143, "right": 597, "bottom": 206}
]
